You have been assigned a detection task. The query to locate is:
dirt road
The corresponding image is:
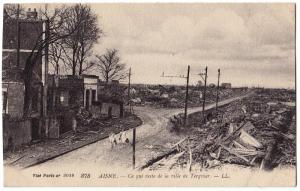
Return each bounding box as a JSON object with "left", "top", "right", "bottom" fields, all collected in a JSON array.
[{"left": 26, "top": 93, "right": 251, "bottom": 171}]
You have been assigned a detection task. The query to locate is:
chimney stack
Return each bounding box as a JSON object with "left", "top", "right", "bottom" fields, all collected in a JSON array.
[{"left": 26, "top": 7, "right": 38, "bottom": 20}]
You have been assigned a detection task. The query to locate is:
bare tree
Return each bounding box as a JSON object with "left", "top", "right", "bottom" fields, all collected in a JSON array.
[
  {"left": 3, "top": 4, "right": 26, "bottom": 19},
  {"left": 62, "top": 4, "right": 102, "bottom": 76},
  {"left": 96, "top": 49, "right": 127, "bottom": 83},
  {"left": 22, "top": 5, "right": 85, "bottom": 117},
  {"left": 49, "top": 40, "right": 65, "bottom": 75}
]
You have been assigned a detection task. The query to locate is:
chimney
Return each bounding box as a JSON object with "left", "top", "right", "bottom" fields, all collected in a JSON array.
[{"left": 26, "top": 8, "right": 38, "bottom": 20}]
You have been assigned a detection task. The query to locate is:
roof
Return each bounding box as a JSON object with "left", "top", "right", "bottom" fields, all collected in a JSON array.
[
  {"left": 47, "top": 75, "right": 84, "bottom": 89},
  {"left": 81, "top": 74, "right": 99, "bottom": 79}
]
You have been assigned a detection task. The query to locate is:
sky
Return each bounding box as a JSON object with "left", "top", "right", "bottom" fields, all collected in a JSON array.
[
  {"left": 89, "top": 3, "right": 295, "bottom": 88},
  {"left": 22, "top": 3, "right": 295, "bottom": 88}
]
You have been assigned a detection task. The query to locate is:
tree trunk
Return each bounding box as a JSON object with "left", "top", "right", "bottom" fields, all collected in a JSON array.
[
  {"left": 105, "top": 74, "right": 109, "bottom": 83},
  {"left": 78, "top": 44, "right": 84, "bottom": 75},
  {"left": 72, "top": 48, "right": 76, "bottom": 76},
  {"left": 23, "top": 57, "right": 34, "bottom": 117},
  {"left": 79, "top": 61, "right": 83, "bottom": 75},
  {"left": 56, "top": 62, "right": 59, "bottom": 75}
]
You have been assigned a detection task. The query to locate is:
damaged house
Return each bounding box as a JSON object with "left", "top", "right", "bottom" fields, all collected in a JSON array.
[
  {"left": 48, "top": 74, "right": 98, "bottom": 110},
  {"left": 94, "top": 82, "right": 125, "bottom": 118},
  {"left": 47, "top": 74, "right": 125, "bottom": 135},
  {"left": 47, "top": 74, "right": 99, "bottom": 136},
  {"left": 2, "top": 9, "right": 48, "bottom": 149}
]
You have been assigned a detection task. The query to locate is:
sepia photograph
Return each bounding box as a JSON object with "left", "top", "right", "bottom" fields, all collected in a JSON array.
[{"left": 1, "top": 1, "right": 297, "bottom": 187}]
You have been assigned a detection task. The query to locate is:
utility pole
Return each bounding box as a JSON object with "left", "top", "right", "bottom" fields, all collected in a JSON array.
[
  {"left": 128, "top": 67, "right": 136, "bottom": 169},
  {"left": 132, "top": 124, "right": 136, "bottom": 169},
  {"left": 128, "top": 67, "right": 131, "bottom": 106},
  {"left": 16, "top": 4, "right": 20, "bottom": 68},
  {"left": 161, "top": 65, "right": 190, "bottom": 126},
  {"left": 43, "top": 19, "right": 50, "bottom": 118},
  {"left": 216, "top": 69, "right": 220, "bottom": 111},
  {"left": 183, "top": 65, "right": 190, "bottom": 126},
  {"left": 201, "top": 67, "right": 208, "bottom": 121}
]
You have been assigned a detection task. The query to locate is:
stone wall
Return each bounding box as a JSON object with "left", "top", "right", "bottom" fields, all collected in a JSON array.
[
  {"left": 42, "top": 116, "right": 60, "bottom": 139},
  {"left": 101, "top": 102, "right": 122, "bottom": 118},
  {"left": 4, "top": 82, "right": 25, "bottom": 119},
  {"left": 90, "top": 105, "right": 102, "bottom": 118},
  {"left": 59, "top": 90, "right": 69, "bottom": 107},
  {"left": 3, "top": 116, "right": 31, "bottom": 150}
]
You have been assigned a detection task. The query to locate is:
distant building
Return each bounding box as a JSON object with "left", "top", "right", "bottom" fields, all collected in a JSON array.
[
  {"left": 197, "top": 80, "right": 203, "bottom": 87},
  {"left": 221, "top": 83, "right": 232, "bottom": 88},
  {"left": 111, "top": 80, "right": 119, "bottom": 84},
  {"left": 209, "top": 83, "right": 216, "bottom": 88}
]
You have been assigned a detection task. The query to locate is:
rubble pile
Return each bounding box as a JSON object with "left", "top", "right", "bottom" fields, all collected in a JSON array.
[
  {"left": 164, "top": 89, "right": 296, "bottom": 171},
  {"left": 74, "top": 107, "right": 142, "bottom": 134},
  {"left": 129, "top": 85, "right": 249, "bottom": 108},
  {"left": 76, "top": 107, "right": 93, "bottom": 127}
]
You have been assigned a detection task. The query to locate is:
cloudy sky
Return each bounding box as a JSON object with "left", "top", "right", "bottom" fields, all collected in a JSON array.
[{"left": 88, "top": 3, "right": 295, "bottom": 88}]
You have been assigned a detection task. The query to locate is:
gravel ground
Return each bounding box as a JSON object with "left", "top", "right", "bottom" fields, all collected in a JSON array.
[
  {"left": 20, "top": 94, "right": 250, "bottom": 171},
  {"left": 4, "top": 114, "right": 142, "bottom": 169}
]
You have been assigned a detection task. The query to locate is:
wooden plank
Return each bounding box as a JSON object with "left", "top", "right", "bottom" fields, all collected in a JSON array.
[
  {"left": 172, "top": 137, "right": 188, "bottom": 148},
  {"left": 220, "top": 144, "right": 250, "bottom": 163}
]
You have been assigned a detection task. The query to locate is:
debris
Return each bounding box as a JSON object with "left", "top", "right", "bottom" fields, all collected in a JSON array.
[
  {"left": 239, "top": 129, "right": 263, "bottom": 149},
  {"left": 165, "top": 142, "right": 173, "bottom": 149},
  {"left": 172, "top": 137, "right": 188, "bottom": 148},
  {"left": 267, "top": 102, "right": 277, "bottom": 106},
  {"left": 281, "top": 102, "right": 295, "bottom": 107},
  {"left": 260, "top": 144, "right": 275, "bottom": 171},
  {"left": 187, "top": 144, "right": 192, "bottom": 171},
  {"left": 278, "top": 132, "right": 295, "bottom": 141},
  {"left": 169, "top": 88, "right": 295, "bottom": 171},
  {"left": 210, "top": 147, "right": 222, "bottom": 159},
  {"left": 220, "top": 144, "right": 250, "bottom": 163},
  {"left": 206, "top": 159, "right": 221, "bottom": 168},
  {"left": 131, "top": 98, "right": 142, "bottom": 104},
  {"left": 145, "top": 145, "right": 154, "bottom": 149},
  {"left": 9, "top": 154, "right": 27, "bottom": 165},
  {"left": 241, "top": 105, "right": 247, "bottom": 113},
  {"left": 136, "top": 89, "right": 295, "bottom": 172}
]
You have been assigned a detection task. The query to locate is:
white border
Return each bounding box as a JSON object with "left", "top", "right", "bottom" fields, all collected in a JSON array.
[{"left": 0, "top": 0, "right": 298, "bottom": 191}]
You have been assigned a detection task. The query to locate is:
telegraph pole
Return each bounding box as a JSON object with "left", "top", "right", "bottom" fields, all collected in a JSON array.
[
  {"left": 202, "top": 67, "right": 208, "bottom": 121},
  {"left": 128, "top": 67, "right": 136, "bottom": 169},
  {"left": 43, "top": 19, "right": 50, "bottom": 118},
  {"left": 16, "top": 4, "right": 20, "bottom": 68},
  {"left": 183, "top": 65, "right": 190, "bottom": 126},
  {"left": 216, "top": 69, "right": 220, "bottom": 111},
  {"left": 132, "top": 124, "right": 136, "bottom": 169},
  {"left": 128, "top": 67, "right": 131, "bottom": 106},
  {"left": 161, "top": 66, "right": 190, "bottom": 126}
]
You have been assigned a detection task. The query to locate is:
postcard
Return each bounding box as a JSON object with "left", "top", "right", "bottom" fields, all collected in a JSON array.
[{"left": 2, "top": 2, "right": 296, "bottom": 187}]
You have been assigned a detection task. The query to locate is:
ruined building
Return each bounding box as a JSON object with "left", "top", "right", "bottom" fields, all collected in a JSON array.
[
  {"left": 2, "top": 8, "right": 48, "bottom": 149},
  {"left": 221, "top": 83, "right": 232, "bottom": 89}
]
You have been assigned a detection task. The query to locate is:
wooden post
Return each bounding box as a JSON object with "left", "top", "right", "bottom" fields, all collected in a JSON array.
[
  {"left": 216, "top": 69, "right": 220, "bottom": 111},
  {"left": 132, "top": 126, "right": 136, "bottom": 169},
  {"left": 16, "top": 4, "right": 20, "bottom": 68},
  {"left": 128, "top": 67, "right": 136, "bottom": 169},
  {"left": 43, "top": 19, "right": 50, "bottom": 118},
  {"left": 183, "top": 65, "right": 190, "bottom": 126},
  {"left": 128, "top": 67, "right": 131, "bottom": 112},
  {"left": 202, "top": 66, "right": 208, "bottom": 121}
]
